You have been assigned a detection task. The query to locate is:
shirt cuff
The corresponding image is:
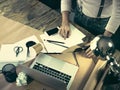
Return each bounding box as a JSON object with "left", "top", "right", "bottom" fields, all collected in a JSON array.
[
  {"left": 105, "top": 19, "right": 120, "bottom": 34},
  {"left": 61, "top": 0, "right": 71, "bottom": 12}
]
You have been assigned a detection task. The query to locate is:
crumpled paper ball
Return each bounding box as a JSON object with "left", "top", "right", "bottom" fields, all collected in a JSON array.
[{"left": 16, "top": 72, "right": 27, "bottom": 86}]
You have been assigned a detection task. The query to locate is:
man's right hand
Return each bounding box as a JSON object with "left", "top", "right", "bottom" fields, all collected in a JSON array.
[
  {"left": 59, "top": 11, "right": 71, "bottom": 39},
  {"left": 59, "top": 22, "right": 71, "bottom": 39}
]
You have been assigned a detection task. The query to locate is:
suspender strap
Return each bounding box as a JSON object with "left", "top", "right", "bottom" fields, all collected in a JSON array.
[{"left": 97, "top": 0, "right": 105, "bottom": 18}]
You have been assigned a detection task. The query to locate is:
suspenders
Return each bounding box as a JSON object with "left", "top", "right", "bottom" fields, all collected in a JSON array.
[
  {"left": 77, "top": 0, "right": 105, "bottom": 18},
  {"left": 97, "top": 0, "right": 105, "bottom": 18}
]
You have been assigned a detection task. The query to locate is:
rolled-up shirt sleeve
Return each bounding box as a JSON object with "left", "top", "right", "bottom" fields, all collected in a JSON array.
[
  {"left": 61, "top": 0, "right": 71, "bottom": 12},
  {"left": 105, "top": 0, "right": 120, "bottom": 34}
]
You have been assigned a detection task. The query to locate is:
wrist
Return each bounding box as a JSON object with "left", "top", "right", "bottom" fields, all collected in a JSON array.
[
  {"left": 104, "top": 30, "right": 113, "bottom": 37},
  {"left": 61, "top": 11, "right": 70, "bottom": 25}
]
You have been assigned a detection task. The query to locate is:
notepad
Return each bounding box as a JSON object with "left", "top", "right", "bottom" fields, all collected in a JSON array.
[{"left": 40, "top": 24, "right": 86, "bottom": 53}]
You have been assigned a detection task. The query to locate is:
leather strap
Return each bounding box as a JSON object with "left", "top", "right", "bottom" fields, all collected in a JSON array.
[{"left": 97, "top": 0, "right": 105, "bottom": 18}]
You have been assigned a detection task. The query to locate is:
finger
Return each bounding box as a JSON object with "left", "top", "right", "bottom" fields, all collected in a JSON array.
[
  {"left": 65, "top": 28, "right": 70, "bottom": 38},
  {"left": 63, "top": 30, "right": 67, "bottom": 39},
  {"left": 85, "top": 47, "right": 91, "bottom": 54},
  {"left": 86, "top": 50, "right": 94, "bottom": 58},
  {"left": 59, "top": 28, "right": 65, "bottom": 38},
  {"left": 58, "top": 27, "right": 61, "bottom": 34},
  {"left": 85, "top": 47, "right": 94, "bottom": 58},
  {"left": 63, "top": 30, "right": 68, "bottom": 39},
  {"left": 62, "top": 29, "right": 68, "bottom": 39},
  {"left": 66, "top": 30, "right": 70, "bottom": 38}
]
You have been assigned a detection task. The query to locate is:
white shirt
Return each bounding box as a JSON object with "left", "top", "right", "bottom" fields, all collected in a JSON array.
[{"left": 61, "top": 0, "right": 120, "bottom": 34}]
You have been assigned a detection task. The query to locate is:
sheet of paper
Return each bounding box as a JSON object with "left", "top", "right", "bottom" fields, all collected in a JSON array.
[
  {"left": 40, "top": 34, "right": 67, "bottom": 53},
  {"left": 40, "top": 24, "right": 86, "bottom": 53},
  {"left": 0, "top": 35, "right": 44, "bottom": 70},
  {"left": 0, "top": 35, "right": 45, "bottom": 63},
  {"left": 15, "top": 35, "right": 46, "bottom": 54},
  {"left": 0, "top": 44, "right": 36, "bottom": 62},
  {"left": 14, "top": 35, "right": 47, "bottom": 61}
]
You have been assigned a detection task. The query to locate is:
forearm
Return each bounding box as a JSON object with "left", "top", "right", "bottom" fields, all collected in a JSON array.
[{"left": 105, "top": 0, "right": 120, "bottom": 34}]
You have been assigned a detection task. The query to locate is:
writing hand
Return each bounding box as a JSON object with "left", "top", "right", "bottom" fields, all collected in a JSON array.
[{"left": 59, "top": 23, "right": 71, "bottom": 39}]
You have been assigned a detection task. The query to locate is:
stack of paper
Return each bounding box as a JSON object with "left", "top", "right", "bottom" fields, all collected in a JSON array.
[
  {"left": 40, "top": 24, "right": 86, "bottom": 53},
  {"left": 0, "top": 35, "right": 41, "bottom": 69}
]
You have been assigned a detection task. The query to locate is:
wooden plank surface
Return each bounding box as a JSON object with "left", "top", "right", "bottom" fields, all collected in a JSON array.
[
  {"left": 0, "top": 16, "right": 96, "bottom": 90},
  {"left": 0, "top": 0, "right": 120, "bottom": 90},
  {"left": 0, "top": 0, "right": 61, "bottom": 31}
]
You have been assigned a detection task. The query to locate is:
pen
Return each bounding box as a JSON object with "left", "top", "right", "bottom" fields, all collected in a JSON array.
[
  {"left": 47, "top": 41, "right": 69, "bottom": 48},
  {"left": 51, "top": 42, "right": 68, "bottom": 48},
  {"left": 44, "top": 52, "right": 62, "bottom": 54},
  {"left": 44, "top": 39, "right": 65, "bottom": 44}
]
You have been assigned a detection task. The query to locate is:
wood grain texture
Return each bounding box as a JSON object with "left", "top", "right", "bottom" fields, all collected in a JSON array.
[
  {"left": 0, "top": 0, "right": 120, "bottom": 90},
  {"left": 0, "top": 0, "right": 61, "bottom": 31},
  {"left": 0, "top": 16, "right": 96, "bottom": 90}
]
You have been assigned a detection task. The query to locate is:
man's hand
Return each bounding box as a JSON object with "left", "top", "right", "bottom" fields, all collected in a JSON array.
[
  {"left": 85, "top": 36, "right": 100, "bottom": 58},
  {"left": 59, "top": 22, "right": 71, "bottom": 39},
  {"left": 59, "top": 11, "right": 71, "bottom": 39},
  {"left": 85, "top": 31, "right": 113, "bottom": 58}
]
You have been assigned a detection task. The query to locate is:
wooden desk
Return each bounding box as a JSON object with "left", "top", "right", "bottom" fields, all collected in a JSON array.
[
  {"left": 0, "top": 0, "right": 120, "bottom": 89},
  {"left": 0, "top": 15, "right": 99, "bottom": 90},
  {"left": 0, "top": 0, "right": 61, "bottom": 31}
]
